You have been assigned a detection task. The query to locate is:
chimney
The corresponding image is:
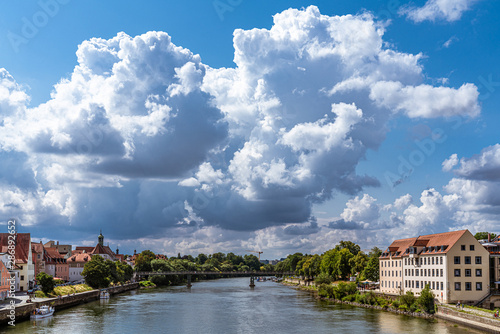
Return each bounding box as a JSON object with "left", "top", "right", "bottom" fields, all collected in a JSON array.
[
  {"left": 488, "top": 233, "right": 491, "bottom": 242},
  {"left": 134, "top": 249, "right": 137, "bottom": 255},
  {"left": 57, "top": 241, "right": 59, "bottom": 245}
]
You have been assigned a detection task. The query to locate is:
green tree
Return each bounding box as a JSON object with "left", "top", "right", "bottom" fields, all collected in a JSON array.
[
  {"left": 349, "top": 252, "right": 368, "bottom": 275},
  {"left": 315, "top": 272, "right": 332, "bottom": 285},
  {"left": 336, "top": 248, "right": 354, "bottom": 280},
  {"left": 196, "top": 253, "right": 208, "bottom": 265},
  {"left": 117, "top": 261, "right": 133, "bottom": 281},
  {"left": 417, "top": 284, "right": 435, "bottom": 313},
  {"left": 335, "top": 241, "right": 361, "bottom": 256},
  {"left": 82, "top": 255, "right": 111, "bottom": 289},
  {"left": 36, "top": 272, "right": 55, "bottom": 295},
  {"left": 320, "top": 249, "right": 339, "bottom": 280},
  {"left": 244, "top": 254, "right": 261, "bottom": 271},
  {"left": 105, "top": 259, "right": 119, "bottom": 283},
  {"left": 134, "top": 250, "right": 156, "bottom": 272},
  {"left": 362, "top": 247, "right": 382, "bottom": 282},
  {"left": 474, "top": 232, "right": 497, "bottom": 240}
]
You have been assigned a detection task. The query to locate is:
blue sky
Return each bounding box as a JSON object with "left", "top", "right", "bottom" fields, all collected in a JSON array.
[{"left": 0, "top": 0, "right": 499, "bottom": 259}]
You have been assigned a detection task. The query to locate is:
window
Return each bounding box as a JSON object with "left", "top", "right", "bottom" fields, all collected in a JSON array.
[
  {"left": 454, "top": 269, "right": 461, "bottom": 277},
  {"left": 432, "top": 269, "right": 435, "bottom": 277},
  {"left": 455, "top": 282, "right": 461, "bottom": 290},
  {"left": 461, "top": 245, "right": 466, "bottom": 251},
  {"left": 21, "top": 275, "right": 24, "bottom": 281},
  {"left": 440, "top": 269, "right": 443, "bottom": 277},
  {"left": 476, "top": 269, "right": 482, "bottom": 277},
  {"left": 470, "top": 245, "right": 475, "bottom": 251},
  {"left": 454, "top": 256, "right": 460, "bottom": 264},
  {"left": 440, "top": 257, "right": 443, "bottom": 265},
  {"left": 475, "top": 256, "right": 482, "bottom": 265},
  {"left": 412, "top": 280, "right": 414, "bottom": 288},
  {"left": 424, "top": 269, "right": 427, "bottom": 277},
  {"left": 440, "top": 282, "right": 443, "bottom": 290},
  {"left": 465, "top": 282, "right": 472, "bottom": 291},
  {"left": 416, "top": 281, "right": 420, "bottom": 288},
  {"left": 416, "top": 270, "right": 419, "bottom": 276},
  {"left": 424, "top": 258, "right": 427, "bottom": 265},
  {"left": 476, "top": 282, "right": 483, "bottom": 291},
  {"left": 432, "top": 257, "right": 435, "bottom": 265},
  {"left": 465, "top": 256, "right": 471, "bottom": 264},
  {"left": 432, "top": 281, "right": 435, "bottom": 290},
  {"left": 465, "top": 269, "right": 471, "bottom": 277}
]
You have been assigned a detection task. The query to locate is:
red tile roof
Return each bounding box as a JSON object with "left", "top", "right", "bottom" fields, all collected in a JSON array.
[
  {"left": 75, "top": 247, "right": 94, "bottom": 253},
  {"left": 67, "top": 253, "right": 92, "bottom": 263},
  {"left": 380, "top": 230, "right": 468, "bottom": 259},
  {"left": 0, "top": 233, "right": 31, "bottom": 263}
]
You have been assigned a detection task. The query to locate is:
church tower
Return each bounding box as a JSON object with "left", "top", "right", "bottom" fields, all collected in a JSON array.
[{"left": 98, "top": 230, "right": 104, "bottom": 246}]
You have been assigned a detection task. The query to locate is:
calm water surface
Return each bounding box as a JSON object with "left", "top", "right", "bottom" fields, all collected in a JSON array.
[{"left": 6, "top": 278, "right": 483, "bottom": 334}]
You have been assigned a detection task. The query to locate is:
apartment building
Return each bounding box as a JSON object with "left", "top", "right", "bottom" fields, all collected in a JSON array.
[{"left": 380, "top": 230, "right": 490, "bottom": 304}]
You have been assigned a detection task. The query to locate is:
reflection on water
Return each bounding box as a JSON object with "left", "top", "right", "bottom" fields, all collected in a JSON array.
[{"left": 7, "top": 278, "right": 484, "bottom": 334}]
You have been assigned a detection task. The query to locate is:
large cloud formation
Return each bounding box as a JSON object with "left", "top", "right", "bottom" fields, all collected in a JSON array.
[{"left": 0, "top": 6, "right": 481, "bottom": 255}]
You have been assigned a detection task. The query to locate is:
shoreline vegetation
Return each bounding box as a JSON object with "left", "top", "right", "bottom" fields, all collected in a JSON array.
[{"left": 283, "top": 279, "right": 434, "bottom": 318}]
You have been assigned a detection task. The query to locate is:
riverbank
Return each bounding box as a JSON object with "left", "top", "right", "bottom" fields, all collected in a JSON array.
[
  {"left": 283, "top": 278, "right": 500, "bottom": 333},
  {"left": 0, "top": 282, "right": 139, "bottom": 327}
]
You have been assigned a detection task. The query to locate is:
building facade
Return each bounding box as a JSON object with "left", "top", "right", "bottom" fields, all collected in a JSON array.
[
  {"left": 0, "top": 233, "right": 35, "bottom": 291},
  {"left": 380, "top": 230, "right": 490, "bottom": 304}
]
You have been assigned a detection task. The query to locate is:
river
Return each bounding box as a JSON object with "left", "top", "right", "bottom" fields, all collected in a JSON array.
[{"left": 8, "top": 277, "right": 483, "bottom": 333}]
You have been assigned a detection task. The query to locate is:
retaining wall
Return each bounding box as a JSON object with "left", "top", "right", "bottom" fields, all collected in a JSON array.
[{"left": 0, "top": 283, "right": 139, "bottom": 327}]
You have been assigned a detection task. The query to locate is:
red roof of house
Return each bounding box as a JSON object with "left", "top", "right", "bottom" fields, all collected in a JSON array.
[
  {"left": 75, "top": 247, "right": 94, "bottom": 253},
  {"left": 67, "top": 253, "right": 92, "bottom": 263},
  {"left": 0, "top": 233, "right": 31, "bottom": 263},
  {"left": 380, "top": 230, "right": 468, "bottom": 259}
]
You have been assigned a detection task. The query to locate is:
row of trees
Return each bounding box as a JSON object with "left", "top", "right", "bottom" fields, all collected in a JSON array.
[
  {"left": 134, "top": 250, "right": 264, "bottom": 273},
  {"left": 133, "top": 240, "right": 380, "bottom": 286},
  {"left": 82, "top": 255, "right": 134, "bottom": 288},
  {"left": 275, "top": 241, "right": 381, "bottom": 282}
]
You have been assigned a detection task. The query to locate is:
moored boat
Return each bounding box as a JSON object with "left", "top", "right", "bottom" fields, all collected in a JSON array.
[
  {"left": 31, "top": 305, "right": 54, "bottom": 319},
  {"left": 100, "top": 289, "right": 110, "bottom": 299}
]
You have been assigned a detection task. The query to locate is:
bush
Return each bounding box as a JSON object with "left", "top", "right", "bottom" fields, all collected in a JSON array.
[
  {"left": 376, "top": 297, "right": 389, "bottom": 308},
  {"left": 342, "top": 294, "right": 357, "bottom": 302},
  {"left": 392, "top": 299, "right": 401, "bottom": 308},
  {"left": 139, "top": 280, "right": 156, "bottom": 288},
  {"left": 318, "top": 283, "right": 334, "bottom": 298},
  {"left": 315, "top": 273, "right": 332, "bottom": 285},
  {"left": 400, "top": 291, "right": 416, "bottom": 308},
  {"left": 417, "top": 284, "right": 435, "bottom": 314}
]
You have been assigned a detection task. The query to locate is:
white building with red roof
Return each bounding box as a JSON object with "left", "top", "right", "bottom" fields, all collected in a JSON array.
[{"left": 380, "top": 230, "right": 490, "bottom": 304}]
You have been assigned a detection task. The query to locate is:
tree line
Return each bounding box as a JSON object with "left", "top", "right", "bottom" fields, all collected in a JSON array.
[{"left": 132, "top": 240, "right": 381, "bottom": 286}]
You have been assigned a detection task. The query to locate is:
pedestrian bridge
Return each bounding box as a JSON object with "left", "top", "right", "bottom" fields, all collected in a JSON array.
[{"left": 135, "top": 271, "right": 294, "bottom": 288}]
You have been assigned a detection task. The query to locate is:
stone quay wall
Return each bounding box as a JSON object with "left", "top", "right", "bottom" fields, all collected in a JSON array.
[{"left": 0, "top": 282, "right": 139, "bottom": 327}]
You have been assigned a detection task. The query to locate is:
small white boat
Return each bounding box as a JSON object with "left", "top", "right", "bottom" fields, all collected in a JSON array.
[
  {"left": 100, "top": 289, "right": 110, "bottom": 299},
  {"left": 31, "top": 305, "right": 54, "bottom": 319}
]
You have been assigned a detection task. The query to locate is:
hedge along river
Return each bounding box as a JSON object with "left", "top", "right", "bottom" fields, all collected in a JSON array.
[{"left": 9, "top": 277, "right": 483, "bottom": 334}]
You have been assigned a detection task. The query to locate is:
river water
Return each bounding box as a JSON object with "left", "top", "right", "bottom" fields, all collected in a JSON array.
[{"left": 8, "top": 277, "right": 482, "bottom": 333}]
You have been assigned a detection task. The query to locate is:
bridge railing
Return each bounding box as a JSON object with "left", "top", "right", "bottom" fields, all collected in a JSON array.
[{"left": 136, "top": 271, "right": 295, "bottom": 276}]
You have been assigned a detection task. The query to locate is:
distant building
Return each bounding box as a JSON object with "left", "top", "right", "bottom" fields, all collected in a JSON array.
[
  {"left": 44, "top": 248, "right": 69, "bottom": 281},
  {"left": 380, "top": 230, "right": 489, "bottom": 304},
  {"left": 44, "top": 241, "right": 72, "bottom": 258},
  {"left": 74, "top": 231, "right": 124, "bottom": 262},
  {"left": 67, "top": 253, "right": 92, "bottom": 282}
]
